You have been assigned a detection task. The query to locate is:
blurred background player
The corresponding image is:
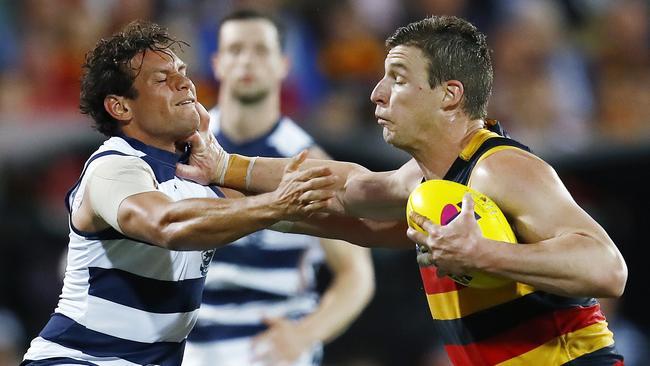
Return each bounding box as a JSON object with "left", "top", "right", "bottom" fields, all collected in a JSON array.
[{"left": 183, "top": 10, "right": 375, "bottom": 366}]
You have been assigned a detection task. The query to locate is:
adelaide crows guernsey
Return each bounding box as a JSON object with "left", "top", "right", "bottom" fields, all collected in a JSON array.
[
  {"left": 22, "top": 135, "right": 223, "bottom": 366},
  {"left": 422, "top": 124, "right": 623, "bottom": 365}
]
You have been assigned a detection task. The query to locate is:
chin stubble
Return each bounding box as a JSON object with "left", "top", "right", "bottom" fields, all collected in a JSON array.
[{"left": 234, "top": 90, "right": 269, "bottom": 105}]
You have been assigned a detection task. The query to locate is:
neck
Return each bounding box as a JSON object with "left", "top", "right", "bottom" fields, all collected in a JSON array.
[
  {"left": 218, "top": 90, "right": 281, "bottom": 143},
  {"left": 410, "top": 118, "right": 486, "bottom": 180},
  {"left": 120, "top": 126, "right": 178, "bottom": 153}
]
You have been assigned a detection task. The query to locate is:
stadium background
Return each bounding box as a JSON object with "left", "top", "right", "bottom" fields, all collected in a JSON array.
[{"left": 0, "top": 0, "right": 649, "bottom": 365}]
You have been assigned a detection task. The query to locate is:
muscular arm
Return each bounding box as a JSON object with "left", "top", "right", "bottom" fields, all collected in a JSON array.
[
  {"left": 222, "top": 156, "right": 421, "bottom": 220},
  {"left": 274, "top": 215, "right": 411, "bottom": 249},
  {"left": 471, "top": 150, "right": 627, "bottom": 297},
  {"left": 118, "top": 190, "right": 301, "bottom": 251},
  {"left": 76, "top": 154, "right": 334, "bottom": 251},
  {"left": 175, "top": 104, "right": 420, "bottom": 220}
]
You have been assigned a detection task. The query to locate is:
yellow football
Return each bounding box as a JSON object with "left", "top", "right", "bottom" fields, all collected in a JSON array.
[{"left": 407, "top": 179, "right": 517, "bottom": 288}]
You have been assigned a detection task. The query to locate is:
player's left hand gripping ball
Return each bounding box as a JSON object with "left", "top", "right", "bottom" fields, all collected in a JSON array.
[{"left": 406, "top": 179, "right": 518, "bottom": 289}]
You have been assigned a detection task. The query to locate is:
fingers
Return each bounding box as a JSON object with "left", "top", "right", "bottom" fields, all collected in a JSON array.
[
  {"left": 409, "top": 211, "right": 439, "bottom": 233},
  {"left": 195, "top": 102, "right": 211, "bottom": 135},
  {"left": 175, "top": 163, "right": 202, "bottom": 182},
  {"left": 406, "top": 227, "right": 429, "bottom": 245},
  {"left": 460, "top": 192, "right": 476, "bottom": 219},
  {"left": 297, "top": 175, "right": 336, "bottom": 191},
  {"left": 299, "top": 188, "right": 335, "bottom": 202},
  {"left": 261, "top": 316, "right": 282, "bottom": 326},
  {"left": 285, "top": 150, "right": 309, "bottom": 173},
  {"left": 185, "top": 131, "right": 205, "bottom": 151},
  {"left": 416, "top": 251, "right": 436, "bottom": 267},
  {"left": 301, "top": 199, "right": 333, "bottom": 215}
]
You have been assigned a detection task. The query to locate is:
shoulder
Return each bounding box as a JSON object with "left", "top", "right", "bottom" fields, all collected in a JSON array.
[
  {"left": 470, "top": 148, "right": 565, "bottom": 214},
  {"left": 474, "top": 148, "right": 557, "bottom": 185},
  {"left": 269, "top": 117, "right": 315, "bottom": 157},
  {"left": 89, "top": 155, "right": 155, "bottom": 182}
]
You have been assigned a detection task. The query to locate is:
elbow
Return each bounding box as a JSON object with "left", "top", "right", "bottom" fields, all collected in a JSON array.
[
  {"left": 150, "top": 208, "right": 189, "bottom": 250},
  {"left": 604, "top": 259, "right": 628, "bottom": 298},
  {"left": 593, "top": 255, "right": 628, "bottom": 298}
]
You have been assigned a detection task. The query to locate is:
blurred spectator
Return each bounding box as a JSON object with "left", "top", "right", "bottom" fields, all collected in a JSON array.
[
  {"left": 318, "top": 1, "right": 385, "bottom": 83},
  {"left": 489, "top": 0, "right": 593, "bottom": 155},
  {"left": 589, "top": 0, "right": 650, "bottom": 142}
]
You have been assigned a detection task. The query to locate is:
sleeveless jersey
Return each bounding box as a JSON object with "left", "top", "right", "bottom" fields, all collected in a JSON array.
[
  {"left": 184, "top": 109, "right": 323, "bottom": 366},
  {"left": 421, "top": 126, "right": 624, "bottom": 365},
  {"left": 22, "top": 135, "right": 224, "bottom": 366}
]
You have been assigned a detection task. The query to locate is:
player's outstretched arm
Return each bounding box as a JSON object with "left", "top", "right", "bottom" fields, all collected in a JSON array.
[
  {"left": 175, "top": 104, "right": 421, "bottom": 219},
  {"left": 78, "top": 152, "right": 335, "bottom": 251}
]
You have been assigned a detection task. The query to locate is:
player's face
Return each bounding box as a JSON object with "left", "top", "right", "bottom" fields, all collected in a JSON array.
[
  {"left": 214, "top": 19, "right": 288, "bottom": 104},
  {"left": 371, "top": 45, "right": 443, "bottom": 150},
  {"left": 126, "top": 50, "right": 199, "bottom": 145}
]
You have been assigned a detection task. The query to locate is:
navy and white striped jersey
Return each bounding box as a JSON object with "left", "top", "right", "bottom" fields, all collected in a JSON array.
[
  {"left": 183, "top": 109, "right": 324, "bottom": 365},
  {"left": 23, "top": 135, "right": 224, "bottom": 366}
]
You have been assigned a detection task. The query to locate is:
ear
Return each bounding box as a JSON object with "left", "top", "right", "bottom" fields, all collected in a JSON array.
[
  {"left": 441, "top": 80, "right": 464, "bottom": 111},
  {"left": 104, "top": 95, "right": 132, "bottom": 123},
  {"left": 279, "top": 54, "right": 291, "bottom": 79}
]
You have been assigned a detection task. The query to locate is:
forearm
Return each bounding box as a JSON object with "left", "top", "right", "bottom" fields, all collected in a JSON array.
[
  {"left": 121, "top": 194, "right": 283, "bottom": 251},
  {"left": 243, "top": 156, "right": 367, "bottom": 194},
  {"left": 275, "top": 216, "right": 412, "bottom": 249},
  {"left": 479, "top": 233, "right": 627, "bottom": 297},
  {"left": 296, "top": 246, "right": 375, "bottom": 344}
]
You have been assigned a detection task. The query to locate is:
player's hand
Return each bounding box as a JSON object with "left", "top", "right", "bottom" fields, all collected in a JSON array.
[
  {"left": 271, "top": 151, "right": 336, "bottom": 221},
  {"left": 176, "top": 102, "right": 230, "bottom": 185},
  {"left": 251, "top": 317, "right": 315, "bottom": 366},
  {"left": 407, "top": 193, "right": 483, "bottom": 276}
]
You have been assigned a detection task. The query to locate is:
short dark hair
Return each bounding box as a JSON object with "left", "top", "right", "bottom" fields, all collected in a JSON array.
[
  {"left": 80, "top": 20, "right": 188, "bottom": 136},
  {"left": 386, "top": 16, "right": 493, "bottom": 119},
  {"left": 218, "top": 9, "right": 286, "bottom": 50}
]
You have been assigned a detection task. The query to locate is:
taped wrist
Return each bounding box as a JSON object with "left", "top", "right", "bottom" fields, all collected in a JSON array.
[{"left": 222, "top": 154, "right": 258, "bottom": 190}]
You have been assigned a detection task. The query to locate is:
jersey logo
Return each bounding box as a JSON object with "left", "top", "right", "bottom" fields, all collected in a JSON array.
[{"left": 200, "top": 249, "right": 215, "bottom": 276}]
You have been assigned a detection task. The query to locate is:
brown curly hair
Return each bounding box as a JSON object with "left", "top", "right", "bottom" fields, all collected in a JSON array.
[{"left": 79, "top": 20, "right": 188, "bottom": 136}]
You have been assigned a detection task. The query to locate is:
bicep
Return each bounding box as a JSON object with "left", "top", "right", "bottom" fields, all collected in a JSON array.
[
  {"left": 87, "top": 157, "right": 158, "bottom": 233},
  {"left": 472, "top": 151, "right": 609, "bottom": 244},
  {"left": 116, "top": 191, "right": 177, "bottom": 244}
]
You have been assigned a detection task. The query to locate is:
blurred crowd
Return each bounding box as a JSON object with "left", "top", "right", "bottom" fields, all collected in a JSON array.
[
  {"left": 1, "top": 0, "right": 649, "bottom": 153},
  {"left": 1, "top": 0, "right": 649, "bottom": 365}
]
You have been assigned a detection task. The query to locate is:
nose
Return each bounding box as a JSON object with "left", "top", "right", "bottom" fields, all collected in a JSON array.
[
  {"left": 371, "top": 77, "right": 388, "bottom": 107},
  {"left": 238, "top": 48, "right": 256, "bottom": 66},
  {"left": 172, "top": 73, "right": 194, "bottom": 91}
]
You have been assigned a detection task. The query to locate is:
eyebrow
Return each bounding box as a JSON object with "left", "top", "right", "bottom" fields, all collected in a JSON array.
[
  {"left": 151, "top": 63, "right": 187, "bottom": 74},
  {"left": 387, "top": 62, "right": 408, "bottom": 72}
]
